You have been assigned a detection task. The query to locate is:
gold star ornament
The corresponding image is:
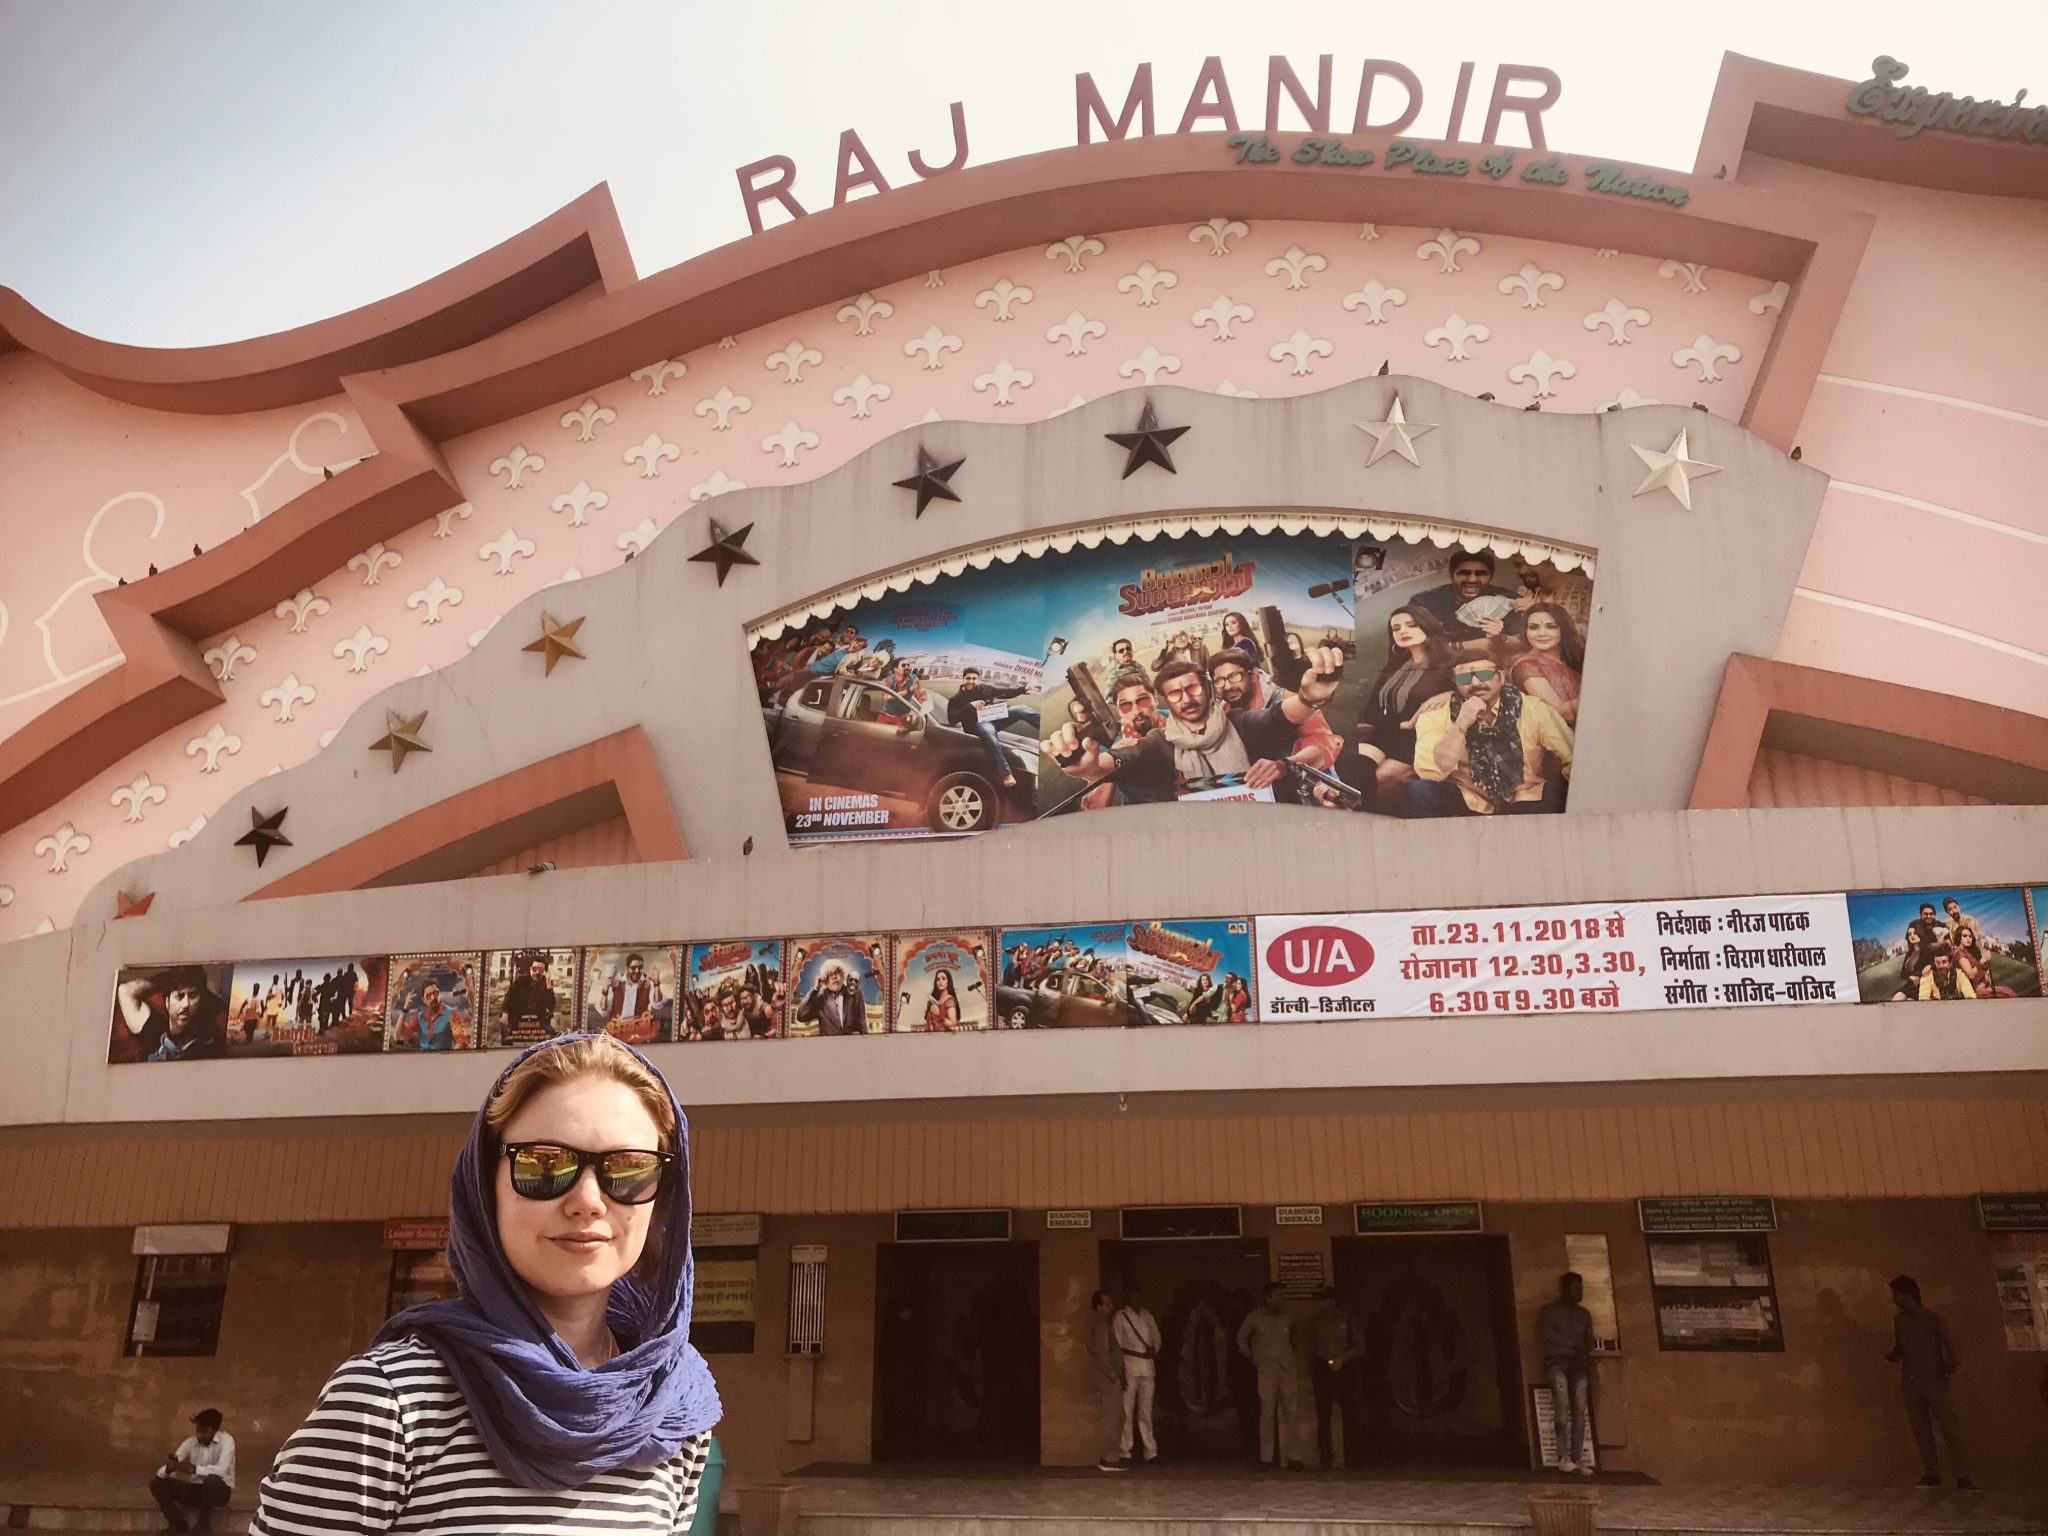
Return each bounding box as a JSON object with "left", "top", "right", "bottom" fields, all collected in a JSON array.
[
  {"left": 370, "top": 709, "right": 431, "bottom": 773},
  {"left": 524, "top": 611, "right": 586, "bottom": 675},
  {"left": 1356, "top": 393, "right": 1437, "bottom": 468},
  {"left": 1631, "top": 429, "right": 1721, "bottom": 510}
]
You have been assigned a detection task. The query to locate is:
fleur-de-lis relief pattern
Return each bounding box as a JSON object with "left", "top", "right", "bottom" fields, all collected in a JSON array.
[
  {"left": 203, "top": 634, "right": 256, "bottom": 682},
  {"left": 34, "top": 822, "right": 90, "bottom": 874},
  {"left": 1189, "top": 217, "right": 1249, "bottom": 256},
  {"left": 559, "top": 397, "right": 617, "bottom": 441},
  {"left": 1215, "top": 380, "right": 1260, "bottom": 398},
  {"left": 259, "top": 672, "right": 317, "bottom": 721},
  {"left": 168, "top": 815, "right": 206, "bottom": 850},
  {"left": 1583, "top": 298, "right": 1651, "bottom": 345},
  {"left": 1192, "top": 296, "right": 1255, "bottom": 341},
  {"left": 551, "top": 481, "right": 608, "bottom": 525},
  {"left": 1597, "top": 248, "right": 1619, "bottom": 258},
  {"left": 469, "top": 617, "right": 501, "bottom": 650},
  {"left": 1044, "top": 235, "right": 1105, "bottom": 273},
  {"left": 630, "top": 359, "right": 688, "bottom": 396},
  {"left": 488, "top": 444, "right": 545, "bottom": 489},
  {"left": 904, "top": 325, "right": 965, "bottom": 370},
  {"left": 617, "top": 517, "right": 659, "bottom": 554},
  {"left": 319, "top": 728, "right": 340, "bottom": 748},
  {"left": 1749, "top": 280, "right": 1790, "bottom": 316},
  {"left": 718, "top": 336, "right": 737, "bottom": 348},
  {"left": 973, "top": 278, "right": 1035, "bottom": 321},
  {"left": 1498, "top": 262, "right": 1564, "bottom": 309},
  {"left": 479, "top": 527, "right": 537, "bottom": 574},
  {"left": 832, "top": 374, "right": 892, "bottom": 418},
  {"left": 1673, "top": 334, "right": 1742, "bottom": 382},
  {"left": 1416, "top": 228, "right": 1480, "bottom": 274},
  {"left": 764, "top": 340, "right": 823, "bottom": 383},
  {"left": 973, "top": 360, "right": 1034, "bottom": 406},
  {"left": 1508, "top": 350, "right": 1578, "bottom": 398},
  {"left": 1599, "top": 385, "right": 1661, "bottom": 411},
  {"left": 1359, "top": 223, "right": 1382, "bottom": 241},
  {"left": 691, "top": 470, "right": 746, "bottom": 502},
  {"left": 694, "top": 386, "right": 753, "bottom": 431},
  {"left": 110, "top": 774, "right": 168, "bottom": 824},
  {"left": 1341, "top": 279, "right": 1407, "bottom": 325},
  {"left": 348, "top": 544, "right": 401, "bottom": 586},
  {"left": 185, "top": 722, "right": 242, "bottom": 773},
  {"left": 760, "top": 420, "right": 821, "bottom": 465},
  {"left": 0, "top": 885, "right": 11, "bottom": 907},
  {"left": 405, "top": 577, "right": 463, "bottom": 625},
  {"left": 1268, "top": 329, "right": 1335, "bottom": 375},
  {"left": 1658, "top": 260, "right": 1710, "bottom": 294},
  {"left": 1116, "top": 263, "right": 1179, "bottom": 306},
  {"left": 925, "top": 271, "right": 944, "bottom": 288},
  {"left": 1045, "top": 311, "right": 1108, "bottom": 356},
  {"left": 433, "top": 502, "right": 474, "bottom": 539},
  {"left": 1263, "top": 245, "right": 1327, "bottom": 289},
  {"left": 1117, "top": 345, "right": 1182, "bottom": 384},
  {"left": 1048, "top": 395, "right": 1087, "bottom": 417},
  {"left": 332, "top": 624, "right": 391, "bottom": 673},
  {"left": 836, "top": 293, "right": 894, "bottom": 335},
  {"left": 1424, "top": 313, "right": 1491, "bottom": 361},
  {"left": 623, "top": 433, "right": 682, "bottom": 479}
]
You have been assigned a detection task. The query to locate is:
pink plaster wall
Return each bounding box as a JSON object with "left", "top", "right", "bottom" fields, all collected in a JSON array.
[{"left": 0, "top": 217, "right": 1780, "bottom": 940}]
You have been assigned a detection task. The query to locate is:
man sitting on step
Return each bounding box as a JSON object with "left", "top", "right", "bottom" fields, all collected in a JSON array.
[{"left": 150, "top": 1407, "right": 235, "bottom": 1534}]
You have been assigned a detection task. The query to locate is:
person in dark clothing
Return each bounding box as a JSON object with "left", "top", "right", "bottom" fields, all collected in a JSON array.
[
  {"left": 1408, "top": 548, "right": 1528, "bottom": 649},
  {"left": 1536, "top": 1272, "right": 1596, "bottom": 1474},
  {"left": 946, "top": 667, "right": 1039, "bottom": 788},
  {"left": 795, "top": 963, "right": 867, "bottom": 1035},
  {"left": 1886, "top": 1275, "right": 1976, "bottom": 1492},
  {"left": 1308, "top": 1288, "right": 1367, "bottom": 1470}
]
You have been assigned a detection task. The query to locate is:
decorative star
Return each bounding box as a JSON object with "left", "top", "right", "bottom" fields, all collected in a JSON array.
[
  {"left": 235, "top": 807, "right": 292, "bottom": 868},
  {"left": 115, "top": 890, "right": 156, "bottom": 919},
  {"left": 1356, "top": 393, "right": 1438, "bottom": 468},
  {"left": 524, "top": 611, "right": 586, "bottom": 676},
  {"left": 1105, "top": 401, "right": 1190, "bottom": 478},
  {"left": 369, "top": 709, "right": 431, "bottom": 773},
  {"left": 688, "top": 519, "right": 760, "bottom": 586},
  {"left": 1631, "top": 428, "right": 1722, "bottom": 510},
  {"left": 892, "top": 446, "right": 964, "bottom": 517}
]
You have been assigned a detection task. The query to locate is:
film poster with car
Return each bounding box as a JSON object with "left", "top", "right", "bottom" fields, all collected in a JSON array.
[
  {"left": 747, "top": 526, "right": 1597, "bottom": 848},
  {"left": 994, "top": 917, "right": 1255, "bottom": 1028}
]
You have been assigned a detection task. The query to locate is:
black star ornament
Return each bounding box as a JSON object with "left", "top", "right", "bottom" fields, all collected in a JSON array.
[
  {"left": 1105, "top": 401, "right": 1190, "bottom": 478},
  {"left": 892, "top": 446, "right": 964, "bottom": 517},
  {"left": 235, "top": 806, "right": 292, "bottom": 867},
  {"left": 687, "top": 519, "right": 760, "bottom": 586}
]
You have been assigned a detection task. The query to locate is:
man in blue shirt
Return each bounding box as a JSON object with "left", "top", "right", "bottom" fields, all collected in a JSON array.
[{"left": 411, "top": 980, "right": 456, "bottom": 1051}]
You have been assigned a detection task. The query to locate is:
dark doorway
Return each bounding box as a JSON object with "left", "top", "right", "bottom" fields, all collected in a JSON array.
[
  {"left": 1097, "top": 1237, "right": 1270, "bottom": 1462},
  {"left": 1331, "top": 1235, "right": 1526, "bottom": 1467},
  {"left": 872, "top": 1241, "right": 1040, "bottom": 1463}
]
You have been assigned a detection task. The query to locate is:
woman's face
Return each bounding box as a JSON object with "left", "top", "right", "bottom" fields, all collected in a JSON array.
[
  {"left": 1224, "top": 614, "right": 1244, "bottom": 638},
  {"left": 495, "top": 1074, "right": 664, "bottom": 1307},
  {"left": 1389, "top": 612, "right": 1424, "bottom": 651},
  {"left": 1527, "top": 610, "right": 1561, "bottom": 652}
]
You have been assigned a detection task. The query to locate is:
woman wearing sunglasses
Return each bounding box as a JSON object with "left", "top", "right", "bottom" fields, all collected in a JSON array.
[{"left": 251, "top": 1035, "right": 720, "bottom": 1533}]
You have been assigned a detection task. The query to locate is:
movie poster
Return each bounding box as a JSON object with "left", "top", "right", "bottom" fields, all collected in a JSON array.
[
  {"left": 224, "top": 955, "right": 388, "bottom": 1056},
  {"left": 993, "top": 917, "right": 1256, "bottom": 1028},
  {"left": 581, "top": 944, "right": 679, "bottom": 1043},
  {"left": 108, "top": 962, "right": 232, "bottom": 1063},
  {"left": 385, "top": 952, "right": 482, "bottom": 1050},
  {"left": 891, "top": 929, "right": 996, "bottom": 1032},
  {"left": 1845, "top": 886, "right": 2040, "bottom": 1003},
  {"left": 784, "top": 933, "right": 888, "bottom": 1036},
  {"left": 483, "top": 947, "right": 581, "bottom": 1048},
  {"left": 682, "top": 939, "right": 785, "bottom": 1040}
]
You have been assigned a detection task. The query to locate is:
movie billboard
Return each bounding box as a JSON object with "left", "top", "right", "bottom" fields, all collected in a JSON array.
[
  {"left": 581, "top": 944, "right": 679, "bottom": 1043},
  {"left": 994, "top": 917, "right": 1256, "bottom": 1028},
  {"left": 1845, "top": 886, "right": 2040, "bottom": 1003},
  {"left": 109, "top": 962, "right": 232, "bottom": 1063},
  {"left": 682, "top": 939, "right": 785, "bottom": 1040},
  {"left": 891, "top": 928, "right": 996, "bottom": 1032},
  {"left": 483, "top": 947, "right": 581, "bottom": 1048},
  {"left": 784, "top": 933, "right": 888, "bottom": 1036},
  {"left": 748, "top": 528, "right": 1593, "bottom": 846},
  {"left": 385, "top": 952, "right": 482, "bottom": 1050},
  {"left": 225, "top": 955, "right": 388, "bottom": 1056}
]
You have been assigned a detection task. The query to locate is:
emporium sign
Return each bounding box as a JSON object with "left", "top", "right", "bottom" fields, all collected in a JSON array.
[{"left": 1847, "top": 56, "right": 2048, "bottom": 145}]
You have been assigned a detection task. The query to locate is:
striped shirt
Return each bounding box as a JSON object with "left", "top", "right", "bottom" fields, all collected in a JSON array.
[{"left": 251, "top": 1337, "right": 708, "bottom": 1535}]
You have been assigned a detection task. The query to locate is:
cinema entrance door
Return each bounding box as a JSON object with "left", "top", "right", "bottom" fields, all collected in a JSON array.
[
  {"left": 871, "top": 1239, "right": 1041, "bottom": 1464},
  {"left": 1330, "top": 1234, "right": 1527, "bottom": 1467}
]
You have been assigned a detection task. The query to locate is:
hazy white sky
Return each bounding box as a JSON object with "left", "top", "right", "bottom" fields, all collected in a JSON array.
[{"left": 1, "top": 0, "right": 2040, "bottom": 346}]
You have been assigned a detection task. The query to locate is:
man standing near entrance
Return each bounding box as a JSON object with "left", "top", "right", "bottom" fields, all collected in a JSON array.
[
  {"left": 1537, "top": 1272, "right": 1596, "bottom": 1475},
  {"left": 1111, "top": 1286, "right": 1161, "bottom": 1466},
  {"left": 1308, "top": 1286, "right": 1367, "bottom": 1470},
  {"left": 1087, "top": 1290, "right": 1127, "bottom": 1472},
  {"left": 1886, "top": 1274, "right": 1977, "bottom": 1492},
  {"left": 1237, "top": 1282, "right": 1302, "bottom": 1470}
]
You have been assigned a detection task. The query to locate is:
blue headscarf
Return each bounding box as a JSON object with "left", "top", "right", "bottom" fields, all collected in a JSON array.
[{"left": 376, "top": 1034, "right": 722, "bottom": 1490}]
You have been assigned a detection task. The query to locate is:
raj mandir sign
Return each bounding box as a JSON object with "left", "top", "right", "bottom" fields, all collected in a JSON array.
[{"left": 1847, "top": 56, "right": 2046, "bottom": 144}]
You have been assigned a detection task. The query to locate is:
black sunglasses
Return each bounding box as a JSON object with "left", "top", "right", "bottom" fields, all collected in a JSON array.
[{"left": 501, "top": 1142, "right": 672, "bottom": 1204}]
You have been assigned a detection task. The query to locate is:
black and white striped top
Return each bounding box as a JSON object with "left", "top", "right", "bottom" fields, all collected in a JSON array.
[{"left": 251, "top": 1336, "right": 708, "bottom": 1535}]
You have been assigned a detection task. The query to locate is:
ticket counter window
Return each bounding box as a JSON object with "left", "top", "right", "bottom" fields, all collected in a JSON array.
[
  {"left": 1990, "top": 1234, "right": 2048, "bottom": 1350},
  {"left": 1646, "top": 1234, "right": 1783, "bottom": 1352},
  {"left": 125, "top": 1253, "right": 230, "bottom": 1358},
  {"left": 388, "top": 1249, "right": 459, "bottom": 1317}
]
